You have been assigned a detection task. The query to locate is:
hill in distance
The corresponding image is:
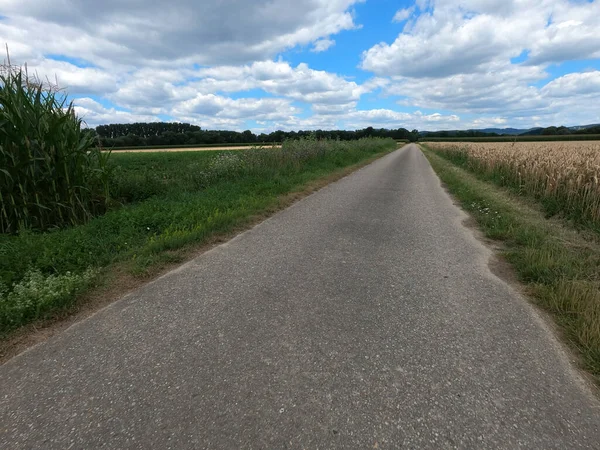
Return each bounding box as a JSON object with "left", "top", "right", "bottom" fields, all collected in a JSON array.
[{"left": 420, "top": 124, "right": 600, "bottom": 136}]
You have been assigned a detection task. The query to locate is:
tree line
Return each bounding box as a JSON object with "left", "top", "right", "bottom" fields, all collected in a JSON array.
[
  {"left": 92, "top": 123, "right": 419, "bottom": 148},
  {"left": 522, "top": 125, "right": 600, "bottom": 136}
]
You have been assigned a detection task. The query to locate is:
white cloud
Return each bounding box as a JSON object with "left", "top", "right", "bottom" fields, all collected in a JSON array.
[
  {"left": 387, "top": 62, "right": 548, "bottom": 113},
  {"left": 541, "top": 71, "right": 600, "bottom": 98},
  {"left": 332, "top": 109, "right": 460, "bottom": 130},
  {"left": 527, "top": 1, "right": 600, "bottom": 64},
  {"left": 386, "top": 67, "right": 600, "bottom": 128},
  {"left": 355, "top": 0, "right": 600, "bottom": 129},
  {"left": 393, "top": 7, "right": 414, "bottom": 23},
  {"left": 361, "top": 0, "right": 600, "bottom": 78},
  {"left": 73, "top": 98, "right": 159, "bottom": 127},
  {"left": 107, "top": 70, "right": 197, "bottom": 113},
  {"left": 466, "top": 117, "right": 509, "bottom": 128},
  {"left": 362, "top": 9, "right": 537, "bottom": 77},
  {"left": 1, "top": 0, "right": 362, "bottom": 67},
  {"left": 536, "top": 71, "right": 600, "bottom": 125},
  {"left": 252, "top": 108, "right": 462, "bottom": 132},
  {"left": 74, "top": 96, "right": 299, "bottom": 131},
  {"left": 191, "top": 61, "right": 378, "bottom": 108},
  {"left": 2, "top": 0, "right": 599, "bottom": 132},
  {"left": 26, "top": 59, "right": 118, "bottom": 95},
  {"left": 311, "top": 39, "right": 336, "bottom": 52},
  {"left": 95, "top": 60, "right": 385, "bottom": 125},
  {"left": 174, "top": 94, "right": 299, "bottom": 121}
]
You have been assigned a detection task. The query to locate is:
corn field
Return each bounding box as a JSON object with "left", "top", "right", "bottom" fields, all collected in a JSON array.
[
  {"left": 426, "top": 141, "right": 600, "bottom": 229},
  {"left": 0, "top": 64, "right": 111, "bottom": 233}
]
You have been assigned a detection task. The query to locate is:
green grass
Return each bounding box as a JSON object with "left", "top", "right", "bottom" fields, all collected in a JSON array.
[
  {"left": 421, "top": 145, "right": 600, "bottom": 380},
  {"left": 108, "top": 150, "right": 222, "bottom": 203},
  {"left": 0, "top": 138, "right": 397, "bottom": 334}
]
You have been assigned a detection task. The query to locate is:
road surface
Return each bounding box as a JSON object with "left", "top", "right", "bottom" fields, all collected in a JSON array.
[{"left": 1, "top": 144, "right": 599, "bottom": 448}]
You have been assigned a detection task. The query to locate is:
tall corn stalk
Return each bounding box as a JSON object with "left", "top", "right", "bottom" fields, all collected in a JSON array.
[{"left": 0, "top": 59, "right": 111, "bottom": 233}]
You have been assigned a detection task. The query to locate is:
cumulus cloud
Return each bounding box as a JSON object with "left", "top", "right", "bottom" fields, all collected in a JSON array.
[
  {"left": 342, "top": 109, "right": 460, "bottom": 129},
  {"left": 74, "top": 96, "right": 299, "bottom": 130},
  {"left": 191, "top": 61, "right": 376, "bottom": 108},
  {"left": 527, "top": 1, "right": 600, "bottom": 64},
  {"left": 1, "top": 0, "right": 362, "bottom": 67},
  {"left": 252, "top": 108, "right": 462, "bottom": 132},
  {"left": 541, "top": 71, "right": 600, "bottom": 98},
  {"left": 362, "top": 7, "right": 536, "bottom": 77},
  {"left": 535, "top": 71, "right": 600, "bottom": 125},
  {"left": 73, "top": 98, "right": 159, "bottom": 127},
  {"left": 393, "top": 7, "right": 415, "bottom": 23},
  {"left": 361, "top": 0, "right": 600, "bottom": 78},
  {"left": 386, "top": 67, "right": 600, "bottom": 128},
  {"left": 174, "top": 94, "right": 299, "bottom": 121},
  {"left": 92, "top": 60, "right": 386, "bottom": 125},
  {"left": 356, "top": 0, "right": 600, "bottom": 128},
  {"left": 108, "top": 60, "right": 399, "bottom": 127},
  {"left": 27, "top": 60, "right": 118, "bottom": 95},
  {"left": 1, "top": 0, "right": 599, "bottom": 132},
  {"left": 311, "top": 39, "right": 336, "bottom": 52},
  {"left": 387, "top": 63, "right": 548, "bottom": 113}
]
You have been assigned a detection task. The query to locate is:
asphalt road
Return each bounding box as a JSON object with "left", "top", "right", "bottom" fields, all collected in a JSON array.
[{"left": 1, "top": 144, "right": 599, "bottom": 449}]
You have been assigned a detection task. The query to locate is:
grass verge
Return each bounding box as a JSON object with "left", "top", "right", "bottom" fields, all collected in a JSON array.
[
  {"left": 421, "top": 145, "right": 600, "bottom": 382},
  {"left": 0, "top": 140, "right": 397, "bottom": 359}
]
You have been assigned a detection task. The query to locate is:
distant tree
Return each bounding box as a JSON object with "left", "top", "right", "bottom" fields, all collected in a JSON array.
[
  {"left": 575, "top": 125, "right": 600, "bottom": 135},
  {"left": 241, "top": 130, "right": 256, "bottom": 142},
  {"left": 94, "top": 122, "right": 428, "bottom": 148}
]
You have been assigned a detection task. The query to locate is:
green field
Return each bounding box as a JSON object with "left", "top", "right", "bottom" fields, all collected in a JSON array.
[
  {"left": 0, "top": 138, "right": 397, "bottom": 335},
  {"left": 109, "top": 140, "right": 409, "bottom": 151},
  {"left": 107, "top": 142, "right": 276, "bottom": 151}
]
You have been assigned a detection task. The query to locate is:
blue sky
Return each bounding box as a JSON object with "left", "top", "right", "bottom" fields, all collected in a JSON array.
[{"left": 1, "top": 0, "right": 599, "bottom": 131}]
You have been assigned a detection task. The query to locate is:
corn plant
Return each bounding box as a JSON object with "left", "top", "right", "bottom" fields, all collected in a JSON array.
[{"left": 0, "top": 64, "right": 111, "bottom": 233}]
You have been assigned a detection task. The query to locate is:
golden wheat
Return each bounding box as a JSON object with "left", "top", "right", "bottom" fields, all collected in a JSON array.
[{"left": 427, "top": 141, "right": 600, "bottom": 227}]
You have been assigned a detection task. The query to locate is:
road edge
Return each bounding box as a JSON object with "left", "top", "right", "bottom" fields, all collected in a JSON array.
[{"left": 420, "top": 144, "right": 600, "bottom": 395}]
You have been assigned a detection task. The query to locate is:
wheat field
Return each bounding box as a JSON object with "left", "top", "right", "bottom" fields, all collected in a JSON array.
[{"left": 426, "top": 141, "right": 600, "bottom": 228}]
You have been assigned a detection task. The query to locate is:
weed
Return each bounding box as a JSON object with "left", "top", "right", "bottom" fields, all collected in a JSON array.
[{"left": 0, "top": 268, "right": 97, "bottom": 330}]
